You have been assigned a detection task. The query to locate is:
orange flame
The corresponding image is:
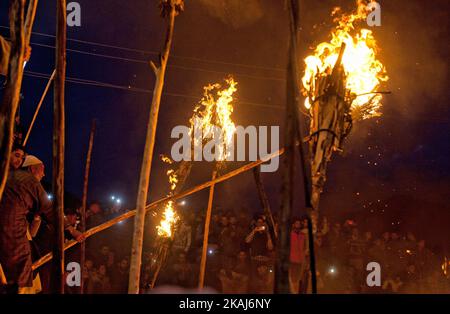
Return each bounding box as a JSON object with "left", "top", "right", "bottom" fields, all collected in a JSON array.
[
  {"left": 302, "top": 1, "right": 388, "bottom": 119},
  {"left": 157, "top": 156, "right": 179, "bottom": 238},
  {"left": 156, "top": 200, "right": 178, "bottom": 238},
  {"left": 189, "top": 77, "right": 237, "bottom": 161}
]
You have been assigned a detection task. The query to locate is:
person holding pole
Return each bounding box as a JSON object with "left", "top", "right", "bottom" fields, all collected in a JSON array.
[
  {"left": 0, "top": 155, "right": 53, "bottom": 293},
  {"left": 0, "top": 35, "right": 31, "bottom": 76}
]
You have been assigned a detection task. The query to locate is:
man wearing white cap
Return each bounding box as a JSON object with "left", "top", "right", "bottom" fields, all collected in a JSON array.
[
  {"left": 22, "top": 155, "right": 45, "bottom": 182},
  {"left": 0, "top": 155, "right": 53, "bottom": 294}
]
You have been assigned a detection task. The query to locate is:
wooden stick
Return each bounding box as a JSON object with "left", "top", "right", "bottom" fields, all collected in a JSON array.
[
  {"left": 32, "top": 147, "right": 285, "bottom": 271},
  {"left": 24, "top": 0, "right": 38, "bottom": 45},
  {"left": 80, "top": 119, "right": 96, "bottom": 294},
  {"left": 51, "top": 0, "right": 66, "bottom": 294},
  {"left": 150, "top": 243, "right": 168, "bottom": 290},
  {"left": 0, "top": 0, "right": 26, "bottom": 202},
  {"left": 23, "top": 69, "right": 56, "bottom": 146},
  {"left": 198, "top": 170, "right": 217, "bottom": 289},
  {"left": 128, "top": 1, "right": 181, "bottom": 294},
  {"left": 0, "top": 263, "right": 7, "bottom": 285},
  {"left": 253, "top": 166, "right": 277, "bottom": 239}
]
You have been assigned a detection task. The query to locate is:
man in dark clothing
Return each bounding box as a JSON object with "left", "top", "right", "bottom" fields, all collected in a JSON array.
[
  {"left": 86, "top": 201, "right": 105, "bottom": 228},
  {"left": 110, "top": 257, "right": 129, "bottom": 293},
  {"left": 245, "top": 217, "right": 273, "bottom": 284},
  {"left": 0, "top": 167, "right": 54, "bottom": 293},
  {"left": 245, "top": 217, "right": 273, "bottom": 258}
]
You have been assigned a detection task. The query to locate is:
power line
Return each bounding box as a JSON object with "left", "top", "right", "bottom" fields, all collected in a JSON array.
[
  {"left": 22, "top": 74, "right": 450, "bottom": 122},
  {"left": 28, "top": 41, "right": 286, "bottom": 82},
  {"left": 0, "top": 25, "right": 286, "bottom": 73},
  {"left": 23, "top": 70, "right": 285, "bottom": 110}
]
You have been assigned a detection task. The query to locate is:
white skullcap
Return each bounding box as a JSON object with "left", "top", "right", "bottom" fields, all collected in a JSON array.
[{"left": 22, "top": 155, "right": 43, "bottom": 168}]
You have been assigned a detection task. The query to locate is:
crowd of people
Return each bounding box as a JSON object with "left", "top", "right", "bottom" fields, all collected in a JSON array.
[
  {"left": 145, "top": 210, "right": 449, "bottom": 294},
  {"left": 71, "top": 206, "right": 448, "bottom": 294},
  {"left": 0, "top": 68, "right": 447, "bottom": 294},
  {"left": 0, "top": 142, "right": 448, "bottom": 294}
]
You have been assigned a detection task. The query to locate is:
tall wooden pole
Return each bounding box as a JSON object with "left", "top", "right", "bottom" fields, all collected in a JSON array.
[
  {"left": 289, "top": 0, "right": 318, "bottom": 294},
  {"left": 0, "top": 0, "right": 26, "bottom": 201},
  {"left": 275, "top": 62, "right": 296, "bottom": 294},
  {"left": 198, "top": 170, "right": 217, "bottom": 289},
  {"left": 80, "top": 119, "right": 96, "bottom": 293},
  {"left": 24, "top": 0, "right": 38, "bottom": 44},
  {"left": 128, "top": 0, "right": 183, "bottom": 294},
  {"left": 52, "top": 0, "right": 66, "bottom": 294}
]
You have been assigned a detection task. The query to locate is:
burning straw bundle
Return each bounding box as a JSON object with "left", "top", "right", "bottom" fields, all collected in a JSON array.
[
  {"left": 150, "top": 78, "right": 238, "bottom": 289},
  {"left": 301, "top": 2, "right": 389, "bottom": 224}
]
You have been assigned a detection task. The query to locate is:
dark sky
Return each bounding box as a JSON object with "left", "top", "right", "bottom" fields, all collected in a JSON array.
[{"left": 1, "top": 1, "right": 448, "bottom": 251}]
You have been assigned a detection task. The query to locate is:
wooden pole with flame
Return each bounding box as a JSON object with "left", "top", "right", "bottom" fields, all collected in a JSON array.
[
  {"left": 299, "top": 2, "right": 389, "bottom": 293},
  {"left": 128, "top": 0, "right": 183, "bottom": 294},
  {"left": 309, "top": 43, "right": 348, "bottom": 218},
  {"left": 302, "top": 1, "right": 389, "bottom": 228}
]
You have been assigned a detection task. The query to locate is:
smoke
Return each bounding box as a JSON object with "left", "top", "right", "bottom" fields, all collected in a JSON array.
[{"left": 197, "top": 0, "right": 265, "bottom": 29}]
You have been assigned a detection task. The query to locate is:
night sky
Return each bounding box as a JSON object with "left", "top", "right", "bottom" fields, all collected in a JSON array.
[{"left": 0, "top": 1, "right": 448, "bottom": 251}]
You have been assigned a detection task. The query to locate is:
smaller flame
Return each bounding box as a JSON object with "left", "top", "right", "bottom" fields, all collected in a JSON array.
[
  {"left": 156, "top": 201, "right": 178, "bottom": 238},
  {"left": 156, "top": 155, "right": 179, "bottom": 238},
  {"left": 161, "top": 155, "right": 173, "bottom": 164},
  {"left": 167, "top": 169, "right": 178, "bottom": 191},
  {"left": 160, "top": 155, "right": 178, "bottom": 191},
  {"left": 442, "top": 257, "right": 449, "bottom": 276}
]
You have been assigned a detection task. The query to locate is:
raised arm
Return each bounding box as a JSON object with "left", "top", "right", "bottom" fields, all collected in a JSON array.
[
  {"left": 0, "top": 36, "right": 11, "bottom": 75},
  {"left": 266, "top": 231, "right": 274, "bottom": 251},
  {"left": 245, "top": 229, "right": 256, "bottom": 243},
  {"left": 34, "top": 181, "right": 54, "bottom": 226}
]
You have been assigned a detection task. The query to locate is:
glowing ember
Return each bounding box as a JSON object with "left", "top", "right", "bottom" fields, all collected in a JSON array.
[
  {"left": 302, "top": 0, "right": 388, "bottom": 119},
  {"left": 189, "top": 77, "right": 237, "bottom": 161},
  {"left": 166, "top": 169, "right": 178, "bottom": 191},
  {"left": 156, "top": 200, "right": 178, "bottom": 238},
  {"left": 442, "top": 257, "right": 449, "bottom": 276},
  {"left": 161, "top": 155, "right": 178, "bottom": 192},
  {"left": 160, "top": 154, "right": 173, "bottom": 164}
]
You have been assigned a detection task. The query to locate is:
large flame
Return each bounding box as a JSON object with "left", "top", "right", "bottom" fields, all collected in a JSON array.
[
  {"left": 189, "top": 77, "right": 237, "bottom": 161},
  {"left": 155, "top": 78, "right": 237, "bottom": 238},
  {"left": 302, "top": 1, "right": 388, "bottom": 119}
]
